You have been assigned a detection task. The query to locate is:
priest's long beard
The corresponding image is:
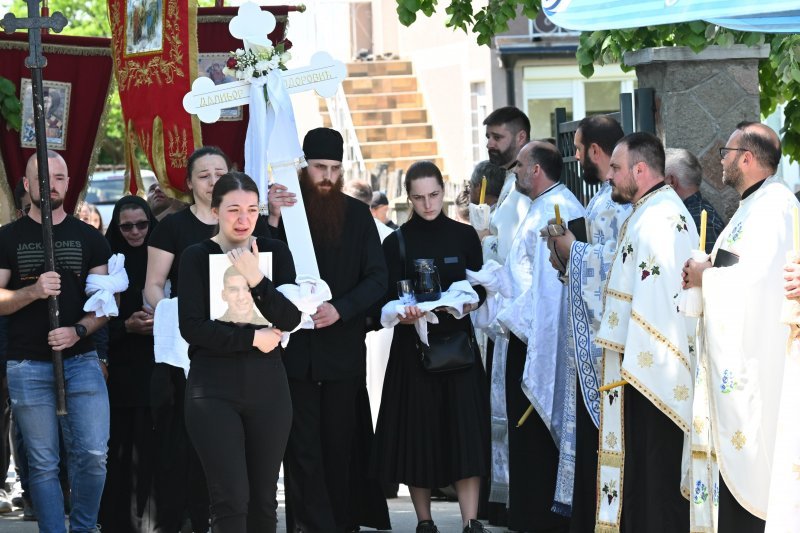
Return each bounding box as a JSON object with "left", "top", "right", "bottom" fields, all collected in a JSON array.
[{"left": 300, "top": 169, "right": 346, "bottom": 246}]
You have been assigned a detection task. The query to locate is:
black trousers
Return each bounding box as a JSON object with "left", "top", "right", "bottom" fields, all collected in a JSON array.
[
  {"left": 99, "top": 406, "right": 157, "bottom": 532},
  {"left": 150, "top": 363, "right": 209, "bottom": 532},
  {"left": 506, "top": 334, "right": 570, "bottom": 533},
  {"left": 284, "top": 375, "right": 359, "bottom": 533},
  {"left": 185, "top": 356, "right": 292, "bottom": 533},
  {"left": 570, "top": 380, "right": 598, "bottom": 533},
  {"left": 718, "top": 476, "right": 765, "bottom": 533},
  {"left": 620, "top": 386, "right": 688, "bottom": 533}
]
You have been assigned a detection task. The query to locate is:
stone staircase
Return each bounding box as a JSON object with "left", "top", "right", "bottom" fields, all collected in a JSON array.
[{"left": 320, "top": 60, "right": 443, "bottom": 180}]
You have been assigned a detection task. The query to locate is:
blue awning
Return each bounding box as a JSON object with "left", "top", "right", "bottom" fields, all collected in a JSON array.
[{"left": 543, "top": 0, "right": 800, "bottom": 32}]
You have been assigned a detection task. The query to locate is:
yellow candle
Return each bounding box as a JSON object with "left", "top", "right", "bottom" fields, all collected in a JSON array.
[
  {"left": 554, "top": 204, "right": 561, "bottom": 225},
  {"left": 699, "top": 209, "right": 707, "bottom": 252},
  {"left": 794, "top": 206, "right": 799, "bottom": 251},
  {"left": 479, "top": 176, "right": 487, "bottom": 205},
  {"left": 517, "top": 405, "right": 533, "bottom": 427},
  {"left": 598, "top": 379, "right": 628, "bottom": 392}
]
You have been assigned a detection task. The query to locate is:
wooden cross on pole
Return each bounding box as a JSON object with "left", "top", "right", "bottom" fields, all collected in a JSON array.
[{"left": 1, "top": 0, "right": 69, "bottom": 416}]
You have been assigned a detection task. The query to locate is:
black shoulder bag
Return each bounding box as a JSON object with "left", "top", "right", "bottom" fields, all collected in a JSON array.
[{"left": 395, "top": 228, "right": 476, "bottom": 374}]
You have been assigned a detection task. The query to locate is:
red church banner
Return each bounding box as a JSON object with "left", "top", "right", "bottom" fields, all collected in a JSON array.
[
  {"left": 0, "top": 33, "right": 113, "bottom": 223},
  {"left": 107, "top": 0, "right": 198, "bottom": 197},
  {"left": 107, "top": 1, "right": 299, "bottom": 198}
]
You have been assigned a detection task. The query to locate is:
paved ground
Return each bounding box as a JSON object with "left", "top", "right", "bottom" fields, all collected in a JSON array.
[{"left": 0, "top": 486, "right": 497, "bottom": 532}]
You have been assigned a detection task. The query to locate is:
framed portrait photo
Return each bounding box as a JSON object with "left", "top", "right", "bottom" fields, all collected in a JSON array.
[
  {"left": 198, "top": 53, "right": 243, "bottom": 121},
  {"left": 209, "top": 253, "right": 273, "bottom": 326},
  {"left": 125, "top": 0, "right": 164, "bottom": 56},
  {"left": 20, "top": 79, "right": 71, "bottom": 151}
]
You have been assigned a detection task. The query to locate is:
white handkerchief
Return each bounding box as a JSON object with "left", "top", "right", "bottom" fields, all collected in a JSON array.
[{"left": 84, "top": 253, "right": 129, "bottom": 317}]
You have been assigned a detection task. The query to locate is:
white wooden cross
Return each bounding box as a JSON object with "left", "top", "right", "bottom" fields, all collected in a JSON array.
[{"left": 182, "top": 2, "right": 347, "bottom": 280}]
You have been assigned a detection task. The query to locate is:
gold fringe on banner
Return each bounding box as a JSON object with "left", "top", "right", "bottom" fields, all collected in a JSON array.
[
  {"left": 0, "top": 150, "right": 14, "bottom": 225},
  {"left": 76, "top": 70, "right": 117, "bottom": 212},
  {"left": 189, "top": 0, "right": 202, "bottom": 150},
  {"left": 0, "top": 40, "right": 110, "bottom": 57},
  {"left": 197, "top": 14, "right": 288, "bottom": 23}
]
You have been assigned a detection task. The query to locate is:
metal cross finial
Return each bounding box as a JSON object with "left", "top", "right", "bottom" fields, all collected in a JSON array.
[{"left": 1, "top": 1, "right": 67, "bottom": 68}]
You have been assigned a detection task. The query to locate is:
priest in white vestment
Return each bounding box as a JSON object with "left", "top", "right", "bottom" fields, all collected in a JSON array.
[
  {"left": 594, "top": 132, "right": 697, "bottom": 533},
  {"left": 544, "top": 115, "right": 629, "bottom": 531},
  {"left": 479, "top": 107, "right": 531, "bottom": 513},
  {"left": 493, "top": 141, "right": 584, "bottom": 531},
  {"left": 682, "top": 123, "right": 798, "bottom": 533}
]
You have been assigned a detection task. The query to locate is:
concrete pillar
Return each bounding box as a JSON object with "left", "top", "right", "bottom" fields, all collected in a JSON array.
[{"left": 624, "top": 44, "right": 770, "bottom": 219}]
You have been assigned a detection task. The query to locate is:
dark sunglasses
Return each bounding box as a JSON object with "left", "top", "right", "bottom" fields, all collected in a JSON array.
[{"left": 118, "top": 221, "right": 149, "bottom": 232}]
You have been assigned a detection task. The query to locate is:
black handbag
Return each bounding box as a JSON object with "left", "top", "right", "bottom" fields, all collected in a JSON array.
[{"left": 396, "top": 227, "right": 476, "bottom": 374}]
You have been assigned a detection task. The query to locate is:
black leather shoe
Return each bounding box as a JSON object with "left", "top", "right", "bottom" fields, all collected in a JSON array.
[
  {"left": 416, "top": 520, "right": 439, "bottom": 533},
  {"left": 463, "top": 519, "right": 487, "bottom": 532}
]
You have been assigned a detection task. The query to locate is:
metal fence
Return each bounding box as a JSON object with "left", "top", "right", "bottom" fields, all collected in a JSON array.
[{"left": 556, "top": 88, "right": 655, "bottom": 206}]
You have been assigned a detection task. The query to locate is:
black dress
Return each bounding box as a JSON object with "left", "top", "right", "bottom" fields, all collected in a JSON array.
[{"left": 372, "top": 213, "right": 490, "bottom": 488}]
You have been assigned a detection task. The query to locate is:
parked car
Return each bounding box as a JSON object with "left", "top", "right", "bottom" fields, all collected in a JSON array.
[{"left": 84, "top": 169, "right": 156, "bottom": 230}]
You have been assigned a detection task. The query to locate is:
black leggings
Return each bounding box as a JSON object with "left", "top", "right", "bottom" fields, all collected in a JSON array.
[{"left": 185, "top": 355, "right": 292, "bottom": 533}]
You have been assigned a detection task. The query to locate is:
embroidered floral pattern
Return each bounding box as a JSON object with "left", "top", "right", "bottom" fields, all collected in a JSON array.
[
  {"left": 606, "top": 389, "right": 619, "bottom": 406},
  {"left": 637, "top": 351, "right": 654, "bottom": 368},
  {"left": 605, "top": 432, "right": 618, "bottom": 449},
  {"left": 731, "top": 431, "right": 746, "bottom": 450},
  {"left": 713, "top": 483, "right": 720, "bottom": 506},
  {"left": 673, "top": 214, "right": 689, "bottom": 233},
  {"left": 693, "top": 480, "right": 709, "bottom": 504},
  {"left": 638, "top": 256, "right": 661, "bottom": 280},
  {"left": 621, "top": 242, "right": 634, "bottom": 263},
  {"left": 602, "top": 480, "right": 619, "bottom": 505},
  {"left": 674, "top": 385, "right": 690, "bottom": 401},
  {"left": 693, "top": 417, "right": 706, "bottom": 434},
  {"left": 725, "top": 222, "right": 743, "bottom": 248},
  {"left": 607, "top": 312, "right": 619, "bottom": 329},
  {"left": 720, "top": 369, "right": 737, "bottom": 394}
]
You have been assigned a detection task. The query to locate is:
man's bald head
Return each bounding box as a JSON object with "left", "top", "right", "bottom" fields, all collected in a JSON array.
[
  {"left": 522, "top": 140, "right": 563, "bottom": 182},
  {"left": 25, "top": 150, "right": 67, "bottom": 180},
  {"left": 735, "top": 121, "right": 781, "bottom": 173},
  {"left": 23, "top": 150, "right": 69, "bottom": 213}
]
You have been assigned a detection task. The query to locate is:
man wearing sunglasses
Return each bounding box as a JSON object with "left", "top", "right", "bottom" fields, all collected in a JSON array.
[
  {"left": 683, "top": 122, "right": 799, "bottom": 532},
  {"left": 0, "top": 151, "right": 113, "bottom": 531}
]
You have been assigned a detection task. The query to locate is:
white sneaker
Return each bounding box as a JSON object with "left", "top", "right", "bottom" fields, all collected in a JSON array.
[{"left": 0, "top": 489, "right": 12, "bottom": 513}]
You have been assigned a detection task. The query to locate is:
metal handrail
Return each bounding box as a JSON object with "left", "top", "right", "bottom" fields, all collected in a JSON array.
[{"left": 325, "top": 86, "right": 366, "bottom": 180}]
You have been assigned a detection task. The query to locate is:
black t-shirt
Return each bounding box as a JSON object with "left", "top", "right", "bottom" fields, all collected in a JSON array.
[
  {"left": 0, "top": 216, "right": 112, "bottom": 361},
  {"left": 148, "top": 208, "right": 270, "bottom": 298}
]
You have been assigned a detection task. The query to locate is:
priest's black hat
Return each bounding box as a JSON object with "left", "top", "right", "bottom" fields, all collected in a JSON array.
[{"left": 303, "top": 127, "right": 344, "bottom": 162}]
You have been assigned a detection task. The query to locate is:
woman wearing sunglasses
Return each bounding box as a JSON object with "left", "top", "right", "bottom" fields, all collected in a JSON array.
[{"left": 98, "top": 195, "right": 157, "bottom": 530}]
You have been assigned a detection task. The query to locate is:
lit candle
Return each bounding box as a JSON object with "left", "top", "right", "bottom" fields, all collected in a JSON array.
[
  {"left": 794, "top": 206, "right": 799, "bottom": 251},
  {"left": 554, "top": 204, "right": 561, "bottom": 225},
  {"left": 479, "top": 176, "right": 487, "bottom": 205},
  {"left": 699, "top": 209, "right": 707, "bottom": 252}
]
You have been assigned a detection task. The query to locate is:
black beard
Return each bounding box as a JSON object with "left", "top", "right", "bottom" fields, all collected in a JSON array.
[
  {"left": 31, "top": 195, "right": 63, "bottom": 211},
  {"left": 581, "top": 156, "right": 602, "bottom": 186},
  {"left": 488, "top": 145, "right": 517, "bottom": 167},
  {"left": 300, "top": 170, "right": 346, "bottom": 246}
]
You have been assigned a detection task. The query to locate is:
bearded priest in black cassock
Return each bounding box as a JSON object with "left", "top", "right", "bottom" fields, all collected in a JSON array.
[{"left": 267, "top": 128, "right": 389, "bottom": 532}]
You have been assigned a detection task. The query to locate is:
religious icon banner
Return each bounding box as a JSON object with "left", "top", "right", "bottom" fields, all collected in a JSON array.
[
  {"left": 107, "top": 0, "right": 198, "bottom": 197},
  {"left": 0, "top": 33, "right": 113, "bottom": 222}
]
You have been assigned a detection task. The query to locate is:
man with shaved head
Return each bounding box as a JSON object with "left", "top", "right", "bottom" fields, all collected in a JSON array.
[
  {"left": 485, "top": 140, "right": 584, "bottom": 531},
  {"left": 683, "top": 122, "right": 799, "bottom": 532},
  {"left": 0, "top": 151, "right": 112, "bottom": 531}
]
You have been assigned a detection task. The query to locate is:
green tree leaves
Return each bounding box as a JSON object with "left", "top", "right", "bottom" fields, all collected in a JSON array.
[{"left": 395, "top": 0, "right": 800, "bottom": 161}]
